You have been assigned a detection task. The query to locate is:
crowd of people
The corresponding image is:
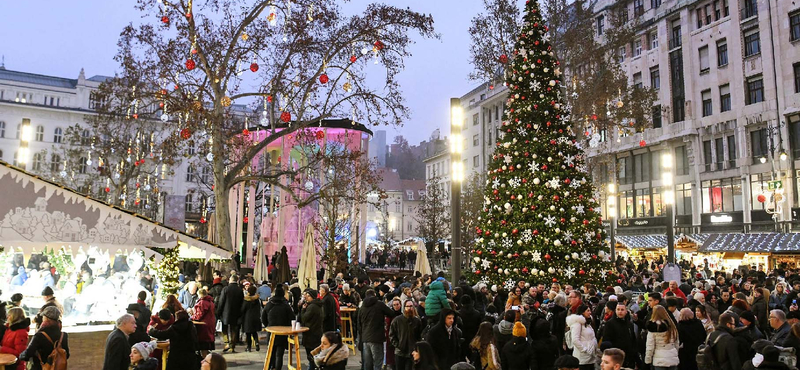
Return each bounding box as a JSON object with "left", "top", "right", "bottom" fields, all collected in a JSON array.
[{"left": 365, "top": 248, "right": 419, "bottom": 269}]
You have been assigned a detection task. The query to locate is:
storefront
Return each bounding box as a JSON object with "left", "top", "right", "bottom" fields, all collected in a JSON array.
[{"left": 697, "top": 233, "right": 800, "bottom": 271}]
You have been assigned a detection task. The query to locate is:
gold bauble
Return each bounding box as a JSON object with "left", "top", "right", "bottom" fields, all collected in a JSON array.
[
  {"left": 616, "top": 101, "right": 624, "bottom": 108},
  {"left": 343, "top": 82, "right": 352, "bottom": 92},
  {"left": 241, "top": 32, "right": 249, "bottom": 41},
  {"left": 221, "top": 96, "right": 232, "bottom": 107}
]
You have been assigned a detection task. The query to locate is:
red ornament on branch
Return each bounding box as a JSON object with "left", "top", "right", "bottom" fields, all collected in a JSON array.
[
  {"left": 280, "top": 111, "right": 292, "bottom": 123},
  {"left": 319, "top": 74, "right": 329, "bottom": 84},
  {"left": 243, "top": 217, "right": 249, "bottom": 224},
  {"left": 315, "top": 131, "right": 325, "bottom": 140},
  {"left": 200, "top": 217, "right": 207, "bottom": 224},
  {"left": 639, "top": 140, "right": 647, "bottom": 147},
  {"left": 104, "top": 187, "right": 110, "bottom": 193},
  {"left": 757, "top": 194, "right": 767, "bottom": 203},
  {"left": 250, "top": 63, "right": 259, "bottom": 72},
  {"left": 242, "top": 129, "right": 251, "bottom": 136},
  {"left": 180, "top": 128, "right": 192, "bottom": 139},
  {"left": 350, "top": 55, "right": 357, "bottom": 63},
  {"left": 161, "top": 16, "right": 169, "bottom": 24},
  {"left": 185, "top": 59, "right": 196, "bottom": 70},
  {"left": 499, "top": 54, "right": 509, "bottom": 64},
  {"left": 374, "top": 40, "right": 385, "bottom": 50}
]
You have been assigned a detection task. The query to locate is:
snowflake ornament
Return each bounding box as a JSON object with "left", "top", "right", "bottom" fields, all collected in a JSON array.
[
  {"left": 580, "top": 252, "right": 591, "bottom": 262},
  {"left": 517, "top": 127, "right": 528, "bottom": 136},
  {"left": 565, "top": 267, "right": 576, "bottom": 279},
  {"left": 509, "top": 177, "right": 521, "bottom": 188},
  {"left": 504, "top": 279, "right": 516, "bottom": 290},
  {"left": 548, "top": 177, "right": 561, "bottom": 189},
  {"left": 564, "top": 155, "right": 575, "bottom": 166},
  {"left": 482, "top": 259, "right": 492, "bottom": 269},
  {"left": 532, "top": 251, "right": 542, "bottom": 262},
  {"left": 492, "top": 178, "right": 500, "bottom": 189},
  {"left": 575, "top": 205, "right": 585, "bottom": 214},
  {"left": 570, "top": 180, "right": 582, "bottom": 189},
  {"left": 544, "top": 215, "right": 557, "bottom": 227},
  {"left": 529, "top": 161, "right": 540, "bottom": 173},
  {"left": 542, "top": 32, "right": 551, "bottom": 43},
  {"left": 504, "top": 155, "right": 513, "bottom": 164},
  {"left": 563, "top": 231, "right": 573, "bottom": 241},
  {"left": 502, "top": 238, "right": 513, "bottom": 249},
  {"left": 531, "top": 80, "right": 541, "bottom": 91},
  {"left": 480, "top": 276, "right": 490, "bottom": 285},
  {"left": 522, "top": 229, "right": 533, "bottom": 242}
]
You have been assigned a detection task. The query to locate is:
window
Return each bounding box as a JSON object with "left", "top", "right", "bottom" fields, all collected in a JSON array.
[
  {"left": 671, "top": 20, "right": 682, "bottom": 48},
  {"left": 53, "top": 128, "right": 62, "bottom": 144},
  {"left": 727, "top": 135, "right": 737, "bottom": 168},
  {"left": 705, "top": 4, "right": 713, "bottom": 24},
  {"left": 78, "top": 157, "right": 87, "bottom": 174},
  {"left": 652, "top": 0, "right": 661, "bottom": 9},
  {"left": 702, "top": 90, "right": 713, "bottom": 117},
  {"left": 697, "top": 9, "right": 704, "bottom": 29},
  {"left": 81, "top": 130, "right": 91, "bottom": 145},
  {"left": 49, "top": 154, "right": 60, "bottom": 172},
  {"left": 15, "top": 124, "right": 19, "bottom": 139},
  {"left": 744, "top": 29, "right": 760, "bottom": 57},
  {"left": 186, "top": 166, "right": 196, "bottom": 182},
  {"left": 634, "top": 0, "right": 644, "bottom": 16},
  {"left": 487, "top": 131, "right": 492, "bottom": 145},
  {"left": 714, "top": 0, "right": 722, "bottom": 19},
  {"left": 720, "top": 84, "right": 731, "bottom": 112},
  {"left": 621, "top": 190, "right": 634, "bottom": 218},
  {"left": 495, "top": 106, "right": 500, "bottom": 120},
  {"left": 715, "top": 137, "right": 725, "bottom": 170},
  {"left": 0, "top": 121, "right": 4, "bottom": 138},
  {"left": 698, "top": 46, "right": 710, "bottom": 72},
  {"left": 407, "top": 190, "right": 414, "bottom": 200},
  {"left": 619, "top": 46, "right": 626, "bottom": 62},
  {"left": 746, "top": 76, "right": 764, "bottom": 104},
  {"left": 701, "top": 178, "right": 743, "bottom": 213},
  {"left": 395, "top": 203, "right": 401, "bottom": 212},
  {"left": 32, "top": 152, "right": 45, "bottom": 171},
  {"left": 618, "top": 156, "right": 633, "bottom": 185},
  {"left": 652, "top": 187, "right": 664, "bottom": 216},
  {"left": 634, "top": 152, "right": 651, "bottom": 182},
  {"left": 633, "top": 72, "right": 643, "bottom": 89},
  {"left": 12, "top": 151, "right": 18, "bottom": 167},
  {"left": 703, "top": 140, "right": 713, "bottom": 171},
  {"left": 597, "top": 15, "right": 605, "bottom": 35},
  {"left": 634, "top": 40, "right": 642, "bottom": 57},
  {"left": 0, "top": 150, "right": 3, "bottom": 161},
  {"left": 791, "top": 11, "right": 800, "bottom": 41},
  {"left": 650, "top": 31, "right": 659, "bottom": 49},
  {"left": 650, "top": 150, "right": 661, "bottom": 180},
  {"left": 794, "top": 63, "right": 800, "bottom": 93},
  {"left": 473, "top": 155, "right": 480, "bottom": 167},
  {"left": 202, "top": 167, "right": 211, "bottom": 183},
  {"left": 473, "top": 114, "right": 479, "bottom": 126},
  {"left": 676, "top": 183, "right": 693, "bottom": 215},
  {"left": 185, "top": 194, "right": 193, "bottom": 213},
  {"left": 676, "top": 145, "right": 689, "bottom": 175},
  {"left": 636, "top": 188, "right": 651, "bottom": 217},
  {"left": 650, "top": 67, "right": 660, "bottom": 90},
  {"left": 723, "top": 0, "right": 729, "bottom": 16},
  {"left": 473, "top": 134, "right": 479, "bottom": 147},
  {"left": 35, "top": 126, "right": 44, "bottom": 142},
  {"left": 743, "top": 0, "right": 757, "bottom": 19},
  {"left": 652, "top": 105, "right": 662, "bottom": 128},
  {"left": 751, "top": 128, "right": 769, "bottom": 161},
  {"left": 717, "top": 40, "right": 728, "bottom": 66},
  {"left": 750, "top": 173, "right": 772, "bottom": 210}
]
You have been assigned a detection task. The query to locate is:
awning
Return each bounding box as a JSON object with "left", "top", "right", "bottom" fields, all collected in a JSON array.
[
  {"left": 699, "top": 233, "right": 800, "bottom": 253},
  {"left": 0, "top": 161, "right": 230, "bottom": 261},
  {"left": 615, "top": 234, "right": 703, "bottom": 249}
]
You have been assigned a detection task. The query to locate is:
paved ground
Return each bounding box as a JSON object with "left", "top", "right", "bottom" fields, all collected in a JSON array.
[{"left": 216, "top": 333, "right": 363, "bottom": 369}]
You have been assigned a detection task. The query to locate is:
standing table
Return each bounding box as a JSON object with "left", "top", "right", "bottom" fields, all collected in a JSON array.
[
  {"left": 339, "top": 307, "right": 357, "bottom": 354},
  {"left": 0, "top": 353, "right": 17, "bottom": 366},
  {"left": 262, "top": 326, "right": 309, "bottom": 370},
  {"left": 156, "top": 341, "right": 170, "bottom": 370}
]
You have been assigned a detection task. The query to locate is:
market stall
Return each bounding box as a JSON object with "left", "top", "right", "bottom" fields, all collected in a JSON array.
[
  {"left": 696, "top": 233, "right": 800, "bottom": 271},
  {"left": 613, "top": 234, "right": 700, "bottom": 261}
]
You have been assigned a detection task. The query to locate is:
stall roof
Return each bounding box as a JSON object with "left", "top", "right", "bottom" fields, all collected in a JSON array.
[
  {"left": 0, "top": 161, "right": 231, "bottom": 261},
  {"left": 699, "top": 233, "right": 800, "bottom": 253},
  {"left": 615, "top": 234, "right": 705, "bottom": 249}
]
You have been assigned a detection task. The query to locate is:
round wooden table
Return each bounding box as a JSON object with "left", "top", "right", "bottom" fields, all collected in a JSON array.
[
  {"left": 339, "top": 307, "right": 357, "bottom": 354},
  {"left": 0, "top": 353, "right": 16, "bottom": 366},
  {"left": 262, "top": 326, "right": 309, "bottom": 370},
  {"left": 156, "top": 341, "right": 170, "bottom": 370}
]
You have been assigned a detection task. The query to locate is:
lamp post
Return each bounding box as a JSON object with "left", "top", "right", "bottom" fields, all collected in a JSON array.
[
  {"left": 607, "top": 183, "right": 617, "bottom": 262},
  {"left": 18, "top": 118, "right": 31, "bottom": 170},
  {"left": 662, "top": 152, "right": 675, "bottom": 264},
  {"left": 450, "top": 98, "right": 463, "bottom": 283}
]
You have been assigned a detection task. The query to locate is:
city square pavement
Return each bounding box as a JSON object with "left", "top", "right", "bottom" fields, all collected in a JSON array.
[{"left": 214, "top": 333, "right": 363, "bottom": 370}]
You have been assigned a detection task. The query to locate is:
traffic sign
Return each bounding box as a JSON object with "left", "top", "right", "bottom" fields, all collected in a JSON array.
[{"left": 768, "top": 181, "right": 783, "bottom": 190}]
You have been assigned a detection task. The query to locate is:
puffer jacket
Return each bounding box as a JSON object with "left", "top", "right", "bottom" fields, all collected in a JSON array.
[
  {"left": 424, "top": 281, "right": 450, "bottom": 317},
  {"left": 0, "top": 318, "right": 30, "bottom": 370},
  {"left": 240, "top": 292, "right": 262, "bottom": 333},
  {"left": 566, "top": 314, "right": 596, "bottom": 365},
  {"left": 645, "top": 321, "right": 680, "bottom": 367},
  {"left": 191, "top": 295, "right": 216, "bottom": 344}
]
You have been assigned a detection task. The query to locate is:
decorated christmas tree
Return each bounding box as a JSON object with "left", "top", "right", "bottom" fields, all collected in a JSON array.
[{"left": 471, "top": 0, "right": 612, "bottom": 289}]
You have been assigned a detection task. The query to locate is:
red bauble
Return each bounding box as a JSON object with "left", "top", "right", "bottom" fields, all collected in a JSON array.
[
  {"left": 493, "top": 189, "right": 499, "bottom": 195},
  {"left": 579, "top": 269, "right": 585, "bottom": 275},
  {"left": 200, "top": 217, "right": 207, "bottom": 224},
  {"left": 180, "top": 128, "right": 192, "bottom": 139},
  {"left": 132, "top": 114, "right": 139, "bottom": 119},
  {"left": 489, "top": 85, "right": 494, "bottom": 90},
  {"left": 544, "top": 253, "right": 551, "bottom": 260},
  {"left": 267, "top": 95, "right": 273, "bottom": 103},
  {"left": 475, "top": 270, "right": 481, "bottom": 275},
  {"left": 512, "top": 228, "right": 519, "bottom": 234},
  {"left": 281, "top": 111, "right": 291, "bottom": 123},
  {"left": 374, "top": 40, "right": 385, "bottom": 50},
  {"left": 185, "top": 59, "right": 196, "bottom": 70},
  {"left": 571, "top": 240, "right": 577, "bottom": 246},
  {"left": 522, "top": 267, "right": 529, "bottom": 274},
  {"left": 161, "top": 16, "right": 169, "bottom": 24},
  {"left": 350, "top": 55, "right": 357, "bottom": 63},
  {"left": 477, "top": 250, "right": 482, "bottom": 255},
  {"left": 564, "top": 178, "right": 571, "bottom": 184},
  {"left": 532, "top": 230, "right": 539, "bottom": 235},
  {"left": 243, "top": 217, "right": 249, "bottom": 224},
  {"left": 560, "top": 218, "right": 566, "bottom": 223},
  {"left": 250, "top": 63, "right": 259, "bottom": 72},
  {"left": 499, "top": 54, "right": 509, "bottom": 64},
  {"left": 553, "top": 195, "right": 559, "bottom": 201},
  {"left": 104, "top": 187, "right": 110, "bottom": 193},
  {"left": 639, "top": 140, "right": 647, "bottom": 147},
  {"left": 583, "top": 220, "right": 589, "bottom": 225},
  {"left": 541, "top": 165, "right": 548, "bottom": 170},
  {"left": 758, "top": 194, "right": 767, "bottom": 203},
  {"left": 592, "top": 254, "right": 598, "bottom": 260},
  {"left": 315, "top": 131, "right": 325, "bottom": 140},
  {"left": 592, "top": 114, "right": 598, "bottom": 120},
  {"left": 617, "top": 279, "right": 622, "bottom": 284},
  {"left": 319, "top": 74, "right": 329, "bottom": 84},
  {"left": 242, "top": 129, "right": 251, "bottom": 136},
  {"left": 552, "top": 278, "right": 558, "bottom": 282},
  {"left": 191, "top": 49, "right": 198, "bottom": 55}
]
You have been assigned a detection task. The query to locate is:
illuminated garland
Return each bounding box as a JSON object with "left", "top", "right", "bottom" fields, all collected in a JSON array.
[{"left": 154, "top": 248, "right": 181, "bottom": 298}]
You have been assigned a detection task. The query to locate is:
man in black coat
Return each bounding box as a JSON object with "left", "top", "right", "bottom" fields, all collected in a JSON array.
[
  {"left": 134, "top": 291, "right": 151, "bottom": 328},
  {"left": 708, "top": 313, "right": 743, "bottom": 370},
  {"left": 424, "top": 309, "right": 462, "bottom": 370},
  {"left": 390, "top": 299, "right": 423, "bottom": 370},
  {"left": 457, "top": 296, "right": 482, "bottom": 356},
  {"left": 301, "top": 289, "right": 325, "bottom": 370},
  {"left": 216, "top": 275, "right": 245, "bottom": 352},
  {"left": 102, "top": 313, "right": 137, "bottom": 370},
  {"left": 209, "top": 270, "right": 226, "bottom": 307},
  {"left": 125, "top": 304, "right": 151, "bottom": 346},
  {"left": 600, "top": 303, "right": 638, "bottom": 369},
  {"left": 262, "top": 285, "right": 293, "bottom": 370},
  {"left": 319, "top": 284, "right": 337, "bottom": 332},
  {"left": 359, "top": 289, "right": 395, "bottom": 370}
]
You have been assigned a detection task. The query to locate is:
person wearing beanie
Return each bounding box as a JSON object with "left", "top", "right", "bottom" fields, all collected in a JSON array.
[
  {"left": 262, "top": 284, "right": 293, "bottom": 369},
  {"left": 20, "top": 306, "right": 70, "bottom": 370},
  {"left": 34, "top": 286, "right": 63, "bottom": 329},
  {"left": 501, "top": 322, "right": 531, "bottom": 370},
  {"left": 130, "top": 341, "right": 159, "bottom": 370},
  {"left": 553, "top": 354, "right": 580, "bottom": 370},
  {"left": 301, "top": 289, "right": 324, "bottom": 370},
  {"left": 9, "top": 293, "right": 23, "bottom": 308},
  {"left": 737, "top": 310, "right": 765, "bottom": 344}
]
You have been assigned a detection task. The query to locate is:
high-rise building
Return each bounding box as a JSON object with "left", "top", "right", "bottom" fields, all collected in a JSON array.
[{"left": 369, "top": 129, "right": 387, "bottom": 166}]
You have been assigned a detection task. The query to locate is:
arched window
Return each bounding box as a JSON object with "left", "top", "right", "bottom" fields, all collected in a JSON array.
[
  {"left": 53, "top": 128, "right": 63, "bottom": 144},
  {"left": 185, "top": 194, "right": 194, "bottom": 213},
  {"left": 0, "top": 121, "right": 5, "bottom": 138},
  {"left": 13, "top": 151, "right": 18, "bottom": 166},
  {"left": 186, "top": 166, "right": 196, "bottom": 182},
  {"left": 78, "top": 157, "right": 87, "bottom": 174},
  {"left": 32, "top": 152, "right": 45, "bottom": 171},
  {"left": 50, "top": 154, "right": 61, "bottom": 172},
  {"left": 35, "top": 126, "right": 44, "bottom": 142}
]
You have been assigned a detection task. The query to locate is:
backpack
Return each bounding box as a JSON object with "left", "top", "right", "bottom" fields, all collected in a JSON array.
[
  {"left": 36, "top": 331, "right": 67, "bottom": 370},
  {"left": 696, "top": 332, "right": 725, "bottom": 370}
]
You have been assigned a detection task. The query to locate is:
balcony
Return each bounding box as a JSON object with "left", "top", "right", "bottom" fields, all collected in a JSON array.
[{"left": 741, "top": 6, "right": 758, "bottom": 21}]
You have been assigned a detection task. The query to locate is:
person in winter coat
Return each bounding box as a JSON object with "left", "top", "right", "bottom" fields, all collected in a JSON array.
[
  {"left": 126, "top": 304, "right": 151, "bottom": 347},
  {"left": 470, "top": 321, "right": 501, "bottom": 370},
  {"left": 769, "top": 309, "right": 792, "bottom": 346},
  {"left": 301, "top": 289, "right": 325, "bottom": 370},
  {"left": 737, "top": 310, "right": 765, "bottom": 344},
  {"left": 262, "top": 285, "right": 293, "bottom": 370},
  {"left": 130, "top": 341, "right": 159, "bottom": 370},
  {"left": 501, "top": 322, "right": 531, "bottom": 370},
  {"left": 695, "top": 305, "right": 714, "bottom": 334},
  {"left": 601, "top": 303, "right": 638, "bottom": 369},
  {"left": 707, "top": 313, "right": 743, "bottom": 370},
  {"left": 389, "top": 299, "right": 423, "bottom": 370},
  {"left": 241, "top": 285, "right": 262, "bottom": 352},
  {"left": 644, "top": 306, "right": 680, "bottom": 370},
  {"left": 676, "top": 308, "right": 706, "bottom": 370},
  {"left": 20, "top": 306, "right": 69, "bottom": 370},
  {"left": 209, "top": 271, "right": 225, "bottom": 306},
  {"left": 547, "top": 294, "right": 569, "bottom": 355},
  {"left": 752, "top": 288, "right": 770, "bottom": 332},
  {"left": 528, "top": 320, "right": 558, "bottom": 370},
  {"left": 458, "top": 296, "right": 483, "bottom": 358},
  {"left": 311, "top": 332, "right": 349, "bottom": 370},
  {"left": 425, "top": 309, "right": 462, "bottom": 370},
  {"left": 0, "top": 307, "right": 29, "bottom": 370},
  {"left": 424, "top": 280, "right": 450, "bottom": 321},
  {"left": 411, "top": 341, "right": 438, "bottom": 370},
  {"left": 566, "top": 305, "right": 597, "bottom": 370},
  {"left": 192, "top": 288, "right": 216, "bottom": 357},
  {"left": 743, "top": 344, "right": 791, "bottom": 370},
  {"left": 148, "top": 309, "right": 174, "bottom": 370},
  {"left": 770, "top": 283, "right": 790, "bottom": 312},
  {"left": 216, "top": 275, "right": 244, "bottom": 353},
  {"left": 148, "top": 310, "right": 200, "bottom": 370},
  {"left": 103, "top": 313, "right": 138, "bottom": 370},
  {"left": 319, "top": 284, "right": 338, "bottom": 332},
  {"left": 493, "top": 310, "right": 516, "bottom": 354},
  {"left": 34, "top": 286, "right": 63, "bottom": 329},
  {"left": 359, "top": 289, "right": 396, "bottom": 370}
]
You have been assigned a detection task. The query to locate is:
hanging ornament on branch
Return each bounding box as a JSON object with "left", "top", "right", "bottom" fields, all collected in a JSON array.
[{"left": 185, "top": 59, "right": 196, "bottom": 70}]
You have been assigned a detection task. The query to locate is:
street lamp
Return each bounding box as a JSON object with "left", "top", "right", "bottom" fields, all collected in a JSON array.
[
  {"left": 607, "top": 183, "right": 617, "bottom": 262},
  {"left": 450, "top": 98, "right": 463, "bottom": 283},
  {"left": 760, "top": 156, "right": 768, "bottom": 164},
  {"left": 662, "top": 152, "right": 675, "bottom": 264},
  {"left": 18, "top": 118, "right": 31, "bottom": 169}
]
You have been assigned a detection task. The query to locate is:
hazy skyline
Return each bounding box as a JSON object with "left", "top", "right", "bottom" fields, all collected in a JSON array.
[{"left": 0, "top": 0, "right": 518, "bottom": 146}]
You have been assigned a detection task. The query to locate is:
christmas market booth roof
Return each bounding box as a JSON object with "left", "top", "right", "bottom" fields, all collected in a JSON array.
[
  {"left": 615, "top": 234, "right": 704, "bottom": 249},
  {"left": 698, "top": 233, "right": 800, "bottom": 253},
  {"left": 0, "top": 160, "right": 231, "bottom": 262}
]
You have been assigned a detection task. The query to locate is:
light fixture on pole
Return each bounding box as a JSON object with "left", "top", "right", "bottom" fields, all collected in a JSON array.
[
  {"left": 781, "top": 151, "right": 788, "bottom": 161},
  {"left": 662, "top": 152, "right": 675, "bottom": 264},
  {"left": 607, "top": 183, "right": 617, "bottom": 262},
  {"left": 18, "top": 118, "right": 31, "bottom": 169},
  {"left": 760, "top": 156, "right": 768, "bottom": 164},
  {"left": 450, "top": 98, "right": 463, "bottom": 283}
]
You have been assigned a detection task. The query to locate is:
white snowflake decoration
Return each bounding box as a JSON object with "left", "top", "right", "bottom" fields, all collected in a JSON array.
[
  {"left": 532, "top": 251, "right": 542, "bottom": 262},
  {"left": 548, "top": 177, "right": 561, "bottom": 189},
  {"left": 564, "top": 155, "right": 575, "bottom": 166},
  {"left": 480, "top": 276, "right": 490, "bottom": 285},
  {"left": 570, "top": 180, "right": 581, "bottom": 189},
  {"left": 563, "top": 231, "right": 574, "bottom": 241},
  {"left": 489, "top": 240, "right": 497, "bottom": 248},
  {"left": 504, "top": 155, "right": 513, "bottom": 164},
  {"left": 544, "top": 215, "right": 557, "bottom": 227},
  {"left": 565, "top": 267, "right": 576, "bottom": 279},
  {"left": 529, "top": 161, "right": 540, "bottom": 173},
  {"left": 542, "top": 32, "right": 551, "bottom": 43},
  {"left": 522, "top": 229, "right": 533, "bottom": 242},
  {"left": 504, "top": 279, "right": 516, "bottom": 290},
  {"left": 531, "top": 80, "right": 541, "bottom": 91},
  {"left": 584, "top": 231, "right": 595, "bottom": 242},
  {"left": 482, "top": 259, "right": 491, "bottom": 269},
  {"left": 509, "top": 177, "right": 521, "bottom": 188},
  {"left": 492, "top": 178, "right": 500, "bottom": 189},
  {"left": 502, "top": 238, "right": 513, "bottom": 249},
  {"left": 581, "top": 252, "right": 591, "bottom": 262},
  {"left": 517, "top": 127, "right": 528, "bottom": 136},
  {"left": 557, "top": 136, "right": 569, "bottom": 144},
  {"left": 576, "top": 205, "right": 585, "bottom": 214}
]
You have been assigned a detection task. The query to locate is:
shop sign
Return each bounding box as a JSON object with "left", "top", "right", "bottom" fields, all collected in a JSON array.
[
  {"left": 617, "top": 217, "right": 667, "bottom": 227},
  {"left": 701, "top": 212, "right": 743, "bottom": 225}
]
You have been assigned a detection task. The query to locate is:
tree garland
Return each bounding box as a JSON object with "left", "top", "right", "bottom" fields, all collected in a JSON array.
[{"left": 153, "top": 248, "right": 181, "bottom": 299}]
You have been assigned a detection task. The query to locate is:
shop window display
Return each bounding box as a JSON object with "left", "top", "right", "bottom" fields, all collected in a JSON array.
[{"left": 701, "top": 177, "right": 742, "bottom": 213}]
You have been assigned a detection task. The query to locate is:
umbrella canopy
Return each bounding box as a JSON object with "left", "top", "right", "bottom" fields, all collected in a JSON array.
[
  {"left": 253, "top": 238, "right": 270, "bottom": 283},
  {"left": 297, "top": 224, "right": 318, "bottom": 291},
  {"left": 414, "top": 243, "right": 432, "bottom": 276}
]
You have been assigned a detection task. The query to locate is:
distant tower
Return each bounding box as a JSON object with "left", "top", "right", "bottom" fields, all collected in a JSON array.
[{"left": 369, "top": 130, "right": 387, "bottom": 166}]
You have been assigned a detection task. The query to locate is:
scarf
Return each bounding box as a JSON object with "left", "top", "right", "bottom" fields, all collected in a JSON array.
[{"left": 213, "top": 278, "right": 222, "bottom": 285}]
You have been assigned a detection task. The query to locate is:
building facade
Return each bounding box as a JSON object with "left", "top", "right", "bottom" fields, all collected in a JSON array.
[{"left": 366, "top": 168, "right": 426, "bottom": 241}]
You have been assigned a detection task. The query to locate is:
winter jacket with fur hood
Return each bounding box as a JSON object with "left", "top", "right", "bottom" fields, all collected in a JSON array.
[
  {"left": 645, "top": 320, "right": 680, "bottom": 367},
  {"left": 566, "top": 314, "right": 596, "bottom": 365}
]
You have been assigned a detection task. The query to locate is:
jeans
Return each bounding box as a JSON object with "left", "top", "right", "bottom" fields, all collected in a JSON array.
[
  {"left": 222, "top": 324, "right": 241, "bottom": 349},
  {"left": 395, "top": 355, "right": 411, "bottom": 370},
  {"left": 306, "top": 347, "right": 318, "bottom": 370},
  {"left": 269, "top": 345, "right": 286, "bottom": 370},
  {"left": 362, "top": 342, "right": 384, "bottom": 370}
]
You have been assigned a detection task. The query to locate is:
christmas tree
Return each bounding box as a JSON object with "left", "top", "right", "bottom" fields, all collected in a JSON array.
[{"left": 471, "top": 0, "right": 612, "bottom": 289}]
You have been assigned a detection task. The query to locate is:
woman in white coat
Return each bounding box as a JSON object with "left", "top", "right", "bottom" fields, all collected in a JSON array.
[
  {"left": 565, "top": 304, "right": 596, "bottom": 370},
  {"left": 645, "top": 306, "right": 680, "bottom": 370}
]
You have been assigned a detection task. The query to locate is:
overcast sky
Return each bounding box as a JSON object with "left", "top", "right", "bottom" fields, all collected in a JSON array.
[{"left": 0, "top": 0, "right": 525, "bottom": 146}]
